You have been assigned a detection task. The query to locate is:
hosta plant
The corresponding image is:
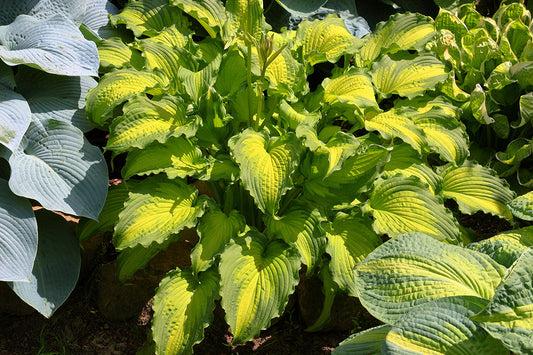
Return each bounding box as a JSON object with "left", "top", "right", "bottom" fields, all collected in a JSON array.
[
  {"left": 432, "top": 0, "right": 533, "bottom": 192},
  {"left": 82, "top": 1, "right": 516, "bottom": 352},
  {"left": 334, "top": 231, "right": 533, "bottom": 355},
  {"left": 0, "top": 0, "right": 114, "bottom": 316}
]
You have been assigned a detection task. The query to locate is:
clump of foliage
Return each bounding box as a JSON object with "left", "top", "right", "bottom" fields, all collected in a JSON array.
[
  {"left": 82, "top": 0, "right": 519, "bottom": 353},
  {"left": 334, "top": 230, "right": 533, "bottom": 354},
  {"left": 432, "top": 0, "right": 533, "bottom": 193},
  {"left": 0, "top": 0, "right": 114, "bottom": 317}
]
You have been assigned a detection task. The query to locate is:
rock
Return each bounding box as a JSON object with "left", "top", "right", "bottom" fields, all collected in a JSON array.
[{"left": 95, "top": 229, "right": 199, "bottom": 321}]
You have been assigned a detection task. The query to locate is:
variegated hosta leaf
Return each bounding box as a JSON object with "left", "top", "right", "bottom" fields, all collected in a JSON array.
[
  {"left": 9, "top": 210, "right": 80, "bottom": 318},
  {"left": 363, "top": 176, "right": 460, "bottom": 242},
  {"left": 0, "top": 86, "right": 31, "bottom": 152},
  {"left": 354, "top": 233, "right": 507, "bottom": 324},
  {"left": 219, "top": 230, "right": 300, "bottom": 344},
  {"left": 85, "top": 69, "right": 168, "bottom": 126},
  {"left": 77, "top": 181, "right": 139, "bottom": 242},
  {"left": 471, "top": 248, "right": 533, "bottom": 355},
  {"left": 296, "top": 125, "right": 360, "bottom": 177},
  {"left": 15, "top": 66, "right": 98, "bottom": 132},
  {"left": 383, "top": 296, "right": 507, "bottom": 355},
  {"left": 110, "top": 0, "right": 188, "bottom": 37},
  {"left": 470, "top": 84, "right": 495, "bottom": 124},
  {"left": 372, "top": 53, "right": 449, "bottom": 100},
  {"left": 509, "top": 191, "right": 533, "bottom": 221},
  {"left": 325, "top": 213, "right": 382, "bottom": 296},
  {"left": 135, "top": 40, "right": 185, "bottom": 85},
  {"left": 0, "top": 15, "right": 98, "bottom": 77},
  {"left": 333, "top": 325, "right": 391, "bottom": 355},
  {"left": 113, "top": 175, "right": 206, "bottom": 250},
  {"left": 296, "top": 15, "right": 362, "bottom": 66},
  {"left": 435, "top": 9, "right": 469, "bottom": 41},
  {"left": 97, "top": 38, "right": 144, "bottom": 71},
  {"left": 123, "top": 137, "right": 207, "bottom": 180},
  {"left": 175, "top": 54, "right": 222, "bottom": 103},
  {"left": 303, "top": 144, "right": 390, "bottom": 207},
  {"left": 229, "top": 129, "right": 302, "bottom": 215},
  {"left": 172, "top": 0, "right": 227, "bottom": 38},
  {"left": 190, "top": 205, "right": 246, "bottom": 275},
  {"left": 265, "top": 200, "right": 326, "bottom": 276},
  {"left": 365, "top": 110, "right": 428, "bottom": 154},
  {"left": 224, "top": 0, "right": 268, "bottom": 40},
  {"left": 467, "top": 226, "right": 533, "bottom": 267},
  {"left": 382, "top": 144, "right": 442, "bottom": 194},
  {"left": 321, "top": 68, "right": 378, "bottom": 111},
  {"left": 411, "top": 107, "right": 469, "bottom": 165},
  {"left": 7, "top": 119, "right": 108, "bottom": 220},
  {"left": 361, "top": 12, "right": 436, "bottom": 63},
  {"left": 439, "top": 161, "right": 515, "bottom": 219},
  {"left": 0, "top": 178, "right": 37, "bottom": 282},
  {"left": 278, "top": 100, "right": 321, "bottom": 130},
  {"left": 152, "top": 266, "right": 219, "bottom": 355}
]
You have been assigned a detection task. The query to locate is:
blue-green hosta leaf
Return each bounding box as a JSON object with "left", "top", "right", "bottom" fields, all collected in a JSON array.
[
  {"left": 82, "top": 0, "right": 120, "bottom": 40},
  {"left": 15, "top": 66, "right": 97, "bottom": 133},
  {"left": 85, "top": 69, "right": 168, "bottom": 126},
  {"left": 114, "top": 175, "right": 206, "bottom": 250},
  {"left": 0, "top": 178, "right": 37, "bottom": 282},
  {"left": 384, "top": 296, "right": 507, "bottom": 355},
  {"left": 333, "top": 325, "right": 391, "bottom": 355},
  {"left": 0, "top": 0, "right": 86, "bottom": 25},
  {"left": 321, "top": 68, "right": 378, "bottom": 111},
  {"left": 297, "top": 125, "right": 360, "bottom": 177},
  {"left": 172, "top": 0, "right": 227, "bottom": 38},
  {"left": 229, "top": 129, "right": 302, "bottom": 215},
  {"left": 365, "top": 110, "right": 427, "bottom": 154},
  {"left": 467, "top": 226, "right": 533, "bottom": 267},
  {"left": 190, "top": 205, "right": 245, "bottom": 275},
  {"left": 363, "top": 176, "right": 460, "bottom": 242},
  {"left": 7, "top": 119, "right": 107, "bottom": 220},
  {"left": 302, "top": 144, "right": 390, "bottom": 207},
  {"left": 97, "top": 38, "right": 144, "bottom": 71},
  {"left": 0, "top": 86, "right": 31, "bottom": 152},
  {"left": 411, "top": 108, "right": 469, "bottom": 165},
  {"left": 439, "top": 161, "right": 515, "bottom": 219},
  {"left": 296, "top": 15, "right": 362, "bottom": 66},
  {"left": 0, "top": 15, "right": 98, "bottom": 76},
  {"left": 77, "top": 181, "right": 139, "bottom": 242},
  {"left": 471, "top": 248, "right": 533, "bottom": 355},
  {"left": 110, "top": 0, "right": 188, "bottom": 37},
  {"left": 382, "top": 144, "right": 442, "bottom": 194},
  {"left": 123, "top": 137, "right": 207, "bottom": 180},
  {"left": 219, "top": 230, "right": 300, "bottom": 344},
  {"left": 152, "top": 266, "right": 219, "bottom": 355},
  {"left": 509, "top": 191, "right": 533, "bottom": 221},
  {"left": 107, "top": 95, "right": 198, "bottom": 153},
  {"left": 372, "top": 53, "right": 449, "bottom": 100},
  {"left": 9, "top": 209, "right": 80, "bottom": 318},
  {"left": 325, "top": 213, "right": 382, "bottom": 297},
  {"left": 354, "top": 233, "right": 507, "bottom": 324},
  {"left": 265, "top": 200, "right": 326, "bottom": 276},
  {"left": 360, "top": 12, "right": 436, "bottom": 63}
]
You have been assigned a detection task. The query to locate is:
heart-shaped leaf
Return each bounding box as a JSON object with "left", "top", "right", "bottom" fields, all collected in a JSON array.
[
  {"left": 152, "top": 266, "right": 219, "bottom": 355},
  {"left": 229, "top": 129, "right": 302, "bottom": 215},
  {"left": 7, "top": 119, "right": 108, "bottom": 220},
  {"left": 355, "top": 233, "right": 506, "bottom": 324},
  {"left": 220, "top": 231, "right": 300, "bottom": 344}
]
